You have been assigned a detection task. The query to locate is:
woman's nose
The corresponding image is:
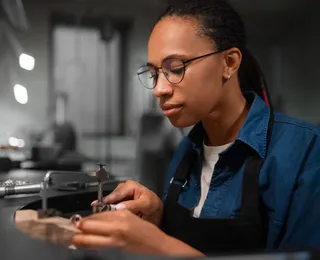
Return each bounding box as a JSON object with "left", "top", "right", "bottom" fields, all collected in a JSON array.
[{"left": 153, "top": 73, "right": 174, "bottom": 98}]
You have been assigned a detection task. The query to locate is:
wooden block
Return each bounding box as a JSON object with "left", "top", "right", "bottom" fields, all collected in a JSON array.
[
  {"left": 15, "top": 210, "right": 81, "bottom": 247},
  {"left": 15, "top": 210, "right": 38, "bottom": 222}
]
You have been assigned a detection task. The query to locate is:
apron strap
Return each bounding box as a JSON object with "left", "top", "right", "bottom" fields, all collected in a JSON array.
[
  {"left": 241, "top": 109, "right": 274, "bottom": 219},
  {"left": 241, "top": 155, "right": 263, "bottom": 219},
  {"left": 166, "top": 150, "right": 197, "bottom": 204}
]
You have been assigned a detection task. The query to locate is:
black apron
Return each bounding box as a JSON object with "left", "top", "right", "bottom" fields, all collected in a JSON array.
[{"left": 161, "top": 112, "right": 274, "bottom": 256}]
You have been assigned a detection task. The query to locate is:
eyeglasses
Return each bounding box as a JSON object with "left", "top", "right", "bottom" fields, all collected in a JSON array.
[{"left": 137, "top": 49, "right": 225, "bottom": 90}]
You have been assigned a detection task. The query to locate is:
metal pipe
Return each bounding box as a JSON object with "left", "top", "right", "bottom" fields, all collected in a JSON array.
[{"left": 0, "top": 183, "right": 42, "bottom": 198}]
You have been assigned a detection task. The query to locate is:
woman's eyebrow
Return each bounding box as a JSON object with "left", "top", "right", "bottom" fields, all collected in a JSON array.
[
  {"left": 146, "top": 62, "right": 156, "bottom": 67},
  {"left": 163, "top": 53, "right": 188, "bottom": 61},
  {"left": 146, "top": 53, "right": 189, "bottom": 67}
]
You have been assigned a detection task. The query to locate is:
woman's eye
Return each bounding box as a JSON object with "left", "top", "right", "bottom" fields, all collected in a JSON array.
[{"left": 170, "top": 65, "right": 184, "bottom": 74}]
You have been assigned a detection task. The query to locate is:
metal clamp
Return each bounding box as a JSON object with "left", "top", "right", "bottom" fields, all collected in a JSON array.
[
  {"left": 41, "top": 165, "right": 111, "bottom": 211},
  {"left": 41, "top": 170, "right": 97, "bottom": 210}
]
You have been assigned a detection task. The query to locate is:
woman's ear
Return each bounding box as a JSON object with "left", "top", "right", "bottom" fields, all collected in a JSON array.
[{"left": 222, "top": 47, "right": 242, "bottom": 80}]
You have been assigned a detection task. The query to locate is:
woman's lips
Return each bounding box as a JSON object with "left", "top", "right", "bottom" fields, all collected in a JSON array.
[{"left": 161, "top": 104, "right": 183, "bottom": 116}]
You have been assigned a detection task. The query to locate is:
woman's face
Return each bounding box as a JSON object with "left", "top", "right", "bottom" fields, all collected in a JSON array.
[{"left": 148, "top": 16, "right": 227, "bottom": 128}]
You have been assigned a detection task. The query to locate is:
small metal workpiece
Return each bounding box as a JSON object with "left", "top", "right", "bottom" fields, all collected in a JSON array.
[
  {"left": 92, "top": 204, "right": 117, "bottom": 214},
  {"left": 102, "top": 204, "right": 117, "bottom": 211}
]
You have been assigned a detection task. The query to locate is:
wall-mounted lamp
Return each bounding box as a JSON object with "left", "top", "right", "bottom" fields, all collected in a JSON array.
[
  {"left": 0, "top": 20, "right": 35, "bottom": 71},
  {"left": 8, "top": 136, "right": 25, "bottom": 148},
  {"left": 13, "top": 84, "right": 28, "bottom": 104},
  {"left": 19, "top": 53, "right": 35, "bottom": 71}
]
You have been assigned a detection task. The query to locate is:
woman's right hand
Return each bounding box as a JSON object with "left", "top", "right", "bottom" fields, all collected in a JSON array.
[{"left": 91, "top": 180, "right": 163, "bottom": 227}]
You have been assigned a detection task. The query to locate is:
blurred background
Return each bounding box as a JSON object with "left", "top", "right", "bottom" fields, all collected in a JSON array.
[{"left": 0, "top": 0, "right": 318, "bottom": 197}]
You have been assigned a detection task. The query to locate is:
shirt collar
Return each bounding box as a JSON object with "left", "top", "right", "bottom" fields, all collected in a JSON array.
[{"left": 187, "top": 92, "right": 271, "bottom": 160}]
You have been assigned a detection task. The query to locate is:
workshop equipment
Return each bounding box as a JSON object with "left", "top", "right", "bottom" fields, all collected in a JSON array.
[{"left": 41, "top": 163, "right": 111, "bottom": 211}]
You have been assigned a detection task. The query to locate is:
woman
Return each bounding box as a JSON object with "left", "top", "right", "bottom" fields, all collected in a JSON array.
[{"left": 71, "top": 0, "right": 320, "bottom": 256}]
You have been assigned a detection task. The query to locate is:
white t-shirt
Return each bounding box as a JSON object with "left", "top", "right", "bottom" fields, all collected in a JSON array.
[{"left": 193, "top": 142, "right": 232, "bottom": 218}]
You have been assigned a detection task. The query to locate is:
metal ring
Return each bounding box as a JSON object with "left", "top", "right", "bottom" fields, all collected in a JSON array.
[
  {"left": 169, "top": 177, "right": 188, "bottom": 188},
  {"left": 69, "top": 214, "right": 82, "bottom": 224}
]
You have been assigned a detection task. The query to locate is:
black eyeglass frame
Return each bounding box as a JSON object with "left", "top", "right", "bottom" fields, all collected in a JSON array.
[{"left": 137, "top": 49, "right": 226, "bottom": 90}]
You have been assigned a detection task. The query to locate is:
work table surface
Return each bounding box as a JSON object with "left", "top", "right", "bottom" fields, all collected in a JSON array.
[
  {"left": 0, "top": 169, "right": 314, "bottom": 260},
  {"left": 0, "top": 169, "right": 129, "bottom": 260}
]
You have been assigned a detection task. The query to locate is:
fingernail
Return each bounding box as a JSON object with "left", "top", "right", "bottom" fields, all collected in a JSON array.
[
  {"left": 68, "top": 245, "right": 77, "bottom": 250},
  {"left": 116, "top": 204, "right": 126, "bottom": 210}
]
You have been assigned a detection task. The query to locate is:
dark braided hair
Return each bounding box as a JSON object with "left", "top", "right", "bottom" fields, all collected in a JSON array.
[{"left": 156, "top": 0, "right": 272, "bottom": 106}]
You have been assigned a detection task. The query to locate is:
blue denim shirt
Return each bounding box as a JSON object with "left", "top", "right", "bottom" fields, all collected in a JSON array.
[{"left": 163, "top": 92, "right": 320, "bottom": 250}]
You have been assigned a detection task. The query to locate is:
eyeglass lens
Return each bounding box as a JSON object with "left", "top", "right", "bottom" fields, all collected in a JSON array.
[{"left": 137, "top": 58, "right": 185, "bottom": 89}]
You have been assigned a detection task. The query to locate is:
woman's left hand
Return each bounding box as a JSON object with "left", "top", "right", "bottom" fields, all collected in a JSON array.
[
  {"left": 71, "top": 210, "right": 204, "bottom": 257},
  {"left": 71, "top": 210, "right": 168, "bottom": 255}
]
